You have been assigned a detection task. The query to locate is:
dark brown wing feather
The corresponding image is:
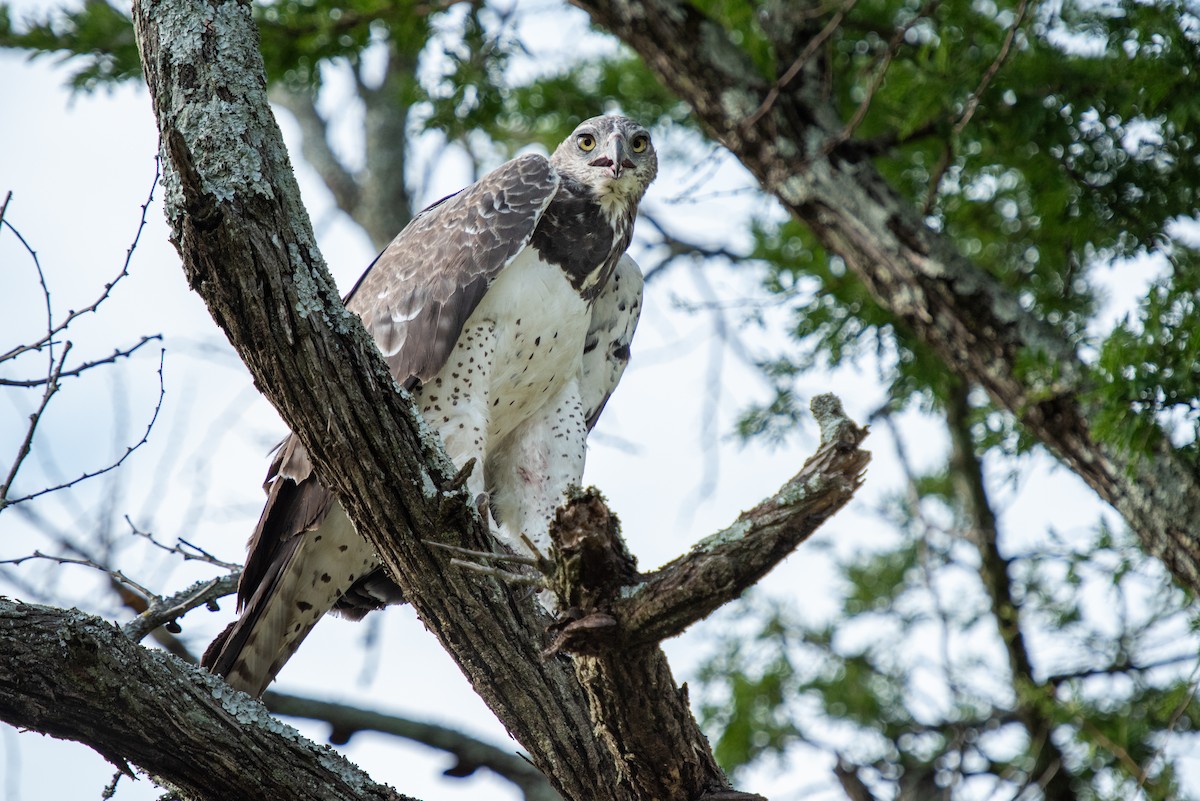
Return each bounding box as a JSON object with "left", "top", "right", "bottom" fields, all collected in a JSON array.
[
  {"left": 201, "top": 437, "right": 329, "bottom": 675},
  {"left": 204, "top": 155, "right": 560, "bottom": 679}
]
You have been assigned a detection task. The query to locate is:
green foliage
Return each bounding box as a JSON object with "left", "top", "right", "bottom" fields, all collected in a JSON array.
[
  {"left": 1093, "top": 251, "right": 1200, "bottom": 465},
  {"left": 697, "top": 492, "right": 1200, "bottom": 798},
  {"left": 726, "top": 0, "right": 1200, "bottom": 465},
  {"left": 0, "top": 1, "right": 141, "bottom": 91},
  {"left": 255, "top": 0, "right": 433, "bottom": 91}
]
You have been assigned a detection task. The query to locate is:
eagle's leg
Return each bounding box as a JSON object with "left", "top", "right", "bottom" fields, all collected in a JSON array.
[{"left": 486, "top": 377, "right": 588, "bottom": 559}]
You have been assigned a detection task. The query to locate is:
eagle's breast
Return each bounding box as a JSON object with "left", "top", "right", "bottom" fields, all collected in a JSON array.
[{"left": 416, "top": 245, "right": 591, "bottom": 449}]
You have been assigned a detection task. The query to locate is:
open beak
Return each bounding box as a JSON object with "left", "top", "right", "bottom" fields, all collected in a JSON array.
[{"left": 590, "top": 137, "right": 634, "bottom": 179}]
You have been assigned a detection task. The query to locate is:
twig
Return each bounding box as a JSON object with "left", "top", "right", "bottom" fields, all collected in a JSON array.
[
  {"left": 0, "top": 550, "right": 158, "bottom": 600},
  {"left": 637, "top": 210, "right": 745, "bottom": 285},
  {"left": 449, "top": 558, "right": 544, "bottom": 586},
  {"left": 123, "top": 571, "right": 241, "bottom": 644},
  {"left": 742, "top": 0, "right": 858, "bottom": 130},
  {"left": 0, "top": 335, "right": 163, "bottom": 387},
  {"left": 954, "top": 0, "right": 1030, "bottom": 136},
  {"left": 125, "top": 516, "right": 241, "bottom": 570},
  {"left": 0, "top": 342, "right": 71, "bottom": 509},
  {"left": 661, "top": 145, "right": 727, "bottom": 204},
  {"left": 3, "top": 348, "right": 167, "bottom": 508},
  {"left": 826, "top": 0, "right": 942, "bottom": 151},
  {"left": 1137, "top": 658, "right": 1200, "bottom": 793},
  {"left": 261, "top": 691, "right": 560, "bottom": 801},
  {"left": 425, "top": 539, "right": 541, "bottom": 567},
  {"left": 922, "top": 0, "right": 1031, "bottom": 214},
  {"left": 0, "top": 163, "right": 159, "bottom": 365}
]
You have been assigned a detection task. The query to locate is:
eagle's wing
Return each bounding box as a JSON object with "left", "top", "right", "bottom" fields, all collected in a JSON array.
[
  {"left": 581, "top": 254, "right": 644, "bottom": 430},
  {"left": 348, "top": 154, "right": 560, "bottom": 386},
  {"left": 203, "top": 155, "right": 560, "bottom": 690}
]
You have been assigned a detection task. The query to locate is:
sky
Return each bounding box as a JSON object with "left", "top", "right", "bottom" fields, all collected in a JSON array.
[{"left": 0, "top": 1, "right": 1178, "bottom": 800}]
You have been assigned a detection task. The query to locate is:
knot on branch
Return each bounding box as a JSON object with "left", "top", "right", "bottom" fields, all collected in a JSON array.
[
  {"left": 810, "top": 392, "right": 865, "bottom": 449},
  {"left": 543, "top": 488, "right": 639, "bottom": 657}
]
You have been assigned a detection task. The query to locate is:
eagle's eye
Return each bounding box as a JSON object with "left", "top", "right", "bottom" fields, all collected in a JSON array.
[
  {"left": 631, "top": 135, "right": 649, "bottom": 154},
  {"left": 577, "top": 134, "right": 597, "bottom": 152}
]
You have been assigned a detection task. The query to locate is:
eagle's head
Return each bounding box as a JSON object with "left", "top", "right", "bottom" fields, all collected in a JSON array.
[{"left": 551, "top": 115, "right": 658, "bottom": 216}]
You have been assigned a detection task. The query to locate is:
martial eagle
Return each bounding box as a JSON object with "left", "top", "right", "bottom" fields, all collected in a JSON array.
[{"left": 203, "top": 115, "right": 657, "bottom": 696}]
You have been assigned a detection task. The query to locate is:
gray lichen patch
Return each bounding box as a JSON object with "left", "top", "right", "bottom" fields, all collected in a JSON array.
[
  {"left": 810, "top": 393, "right": 851, "bottom": 444},
  {"left": 773, "top": 475, "right": 815, "bottom": 507},
  {"left": 291, "top": 263, "right": 326, "bottom": 320},
  {"left": 180, "top": 99, "right": 273, "bottom": 203},
  {"left": 208, "top": 681, "right": 301, "bottom": 740},
  {"left": 693, "top": 517, "right": 753, "bottom": 552},
  {"left": 153, "top": 0, "right": 279, "bottom": 213}
]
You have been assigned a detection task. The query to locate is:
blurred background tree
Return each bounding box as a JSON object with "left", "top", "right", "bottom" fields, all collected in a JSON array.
[{"left": 2, "top": 0, "right": 1198, "bottom": 799}]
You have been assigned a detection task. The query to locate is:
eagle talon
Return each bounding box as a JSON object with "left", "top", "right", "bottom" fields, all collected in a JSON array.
[
  {"left": 425, "top": 539, "right": 540, "bottom": 567},
  {"left": 448, "top": 558, "right": 546, "bottom": 588}
]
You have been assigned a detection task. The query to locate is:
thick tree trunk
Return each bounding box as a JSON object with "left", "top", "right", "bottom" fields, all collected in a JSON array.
[{"left": 570, "top": 0, "right": 1200, "bottom": 595}]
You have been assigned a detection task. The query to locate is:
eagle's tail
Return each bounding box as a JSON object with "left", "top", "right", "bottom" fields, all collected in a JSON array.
[
  {"left": 205, "top": 500, "right": 384, "bottom": 695},
  {"left": 201, "top": 440, "right": 383, "bottom": 697}
]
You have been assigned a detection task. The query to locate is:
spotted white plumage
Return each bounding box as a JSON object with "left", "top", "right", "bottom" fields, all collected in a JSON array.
[{"left": 203, "top": 116, "right": 656, "bottom": 696}]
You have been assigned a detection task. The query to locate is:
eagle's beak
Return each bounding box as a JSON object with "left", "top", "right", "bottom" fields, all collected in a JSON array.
[{"left": 591, "top": 137, "right": 634, "bottom": 180}]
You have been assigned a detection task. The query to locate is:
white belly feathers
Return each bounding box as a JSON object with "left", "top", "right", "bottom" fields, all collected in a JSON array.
[{"left": 412, "top": 248, "right": 590, "bottom": 515}]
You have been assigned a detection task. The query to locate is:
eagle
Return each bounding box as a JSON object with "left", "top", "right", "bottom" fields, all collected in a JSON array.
[{"left": 203, "top": 115, "right": 657, "bottom": 696}]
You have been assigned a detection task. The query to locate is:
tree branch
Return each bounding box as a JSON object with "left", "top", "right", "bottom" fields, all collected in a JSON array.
[
  {"left": 619, "top": 395, "right": 867, "bottom": 646},
  {"left": 269, "top": 84, "right": 363, "bottom": 222},
  {"left": 122, "top": 571, "right": 241, "bottom": 645},
  {"left": 0, "top": 600, "right": 413, "bottom": 801},
  {"left": 944, "top": 382, "right": 1077, "bottom": 801},
  {"left": 569, "top": 0, "right": 1200, "bottom": 597},
  {"left": 262, "top": 692, "right": 560, "bottom": 801}
]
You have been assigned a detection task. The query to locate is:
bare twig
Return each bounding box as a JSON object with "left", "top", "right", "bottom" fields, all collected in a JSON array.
[
  {"left": 261, "top": 691, "right": 561, "bottom": 801},
  {"left": 661, "top": 145, "right": 727, "bottom": 204},
  {"left": 0, "top": 342, "right": 71, "bottom": 509},
  {"left": 125, "top": 516, "right": 241, "bottom": 570},
  {"left": 0, "top": 335, "right": 163, "bottom": 387},
  {"left": 743, "top": 0, "right": 858, "bottom": 130},
  {"left": 2, "top": 348, "right": 167, "bottom": 508},
  {"left": 0, "top": 164, "right": 159, "bottom": 365},
  {"left": 122, "top": 571, "right": 241, "bottom": 644},
  {"left": 425, "top": 539, "right": 541, "bottom": 566},
  {"left": 0, "top": 550, "right": 158, "bottom": 600},
  {"left": 637, "top": 210, "right": 744, "bottom": 285},
  {"left": 1046, "top": 653, "right": 1197, "bottom": 686}
]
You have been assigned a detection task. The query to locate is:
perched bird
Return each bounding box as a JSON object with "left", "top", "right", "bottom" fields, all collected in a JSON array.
[{"left": 203, "top": 115, "right": 657, "bottom": 696}]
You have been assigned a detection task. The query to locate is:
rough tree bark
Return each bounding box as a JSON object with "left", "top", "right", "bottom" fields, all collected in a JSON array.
[
  {"left": 569, "top": 0, "right": 1200, "bottom": 595},
  {"left": 0, "top": 0, "right": 874, "bottom": 799},
  {"left": 0, "top": 601, "right": 413, "bottom": 801}
]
